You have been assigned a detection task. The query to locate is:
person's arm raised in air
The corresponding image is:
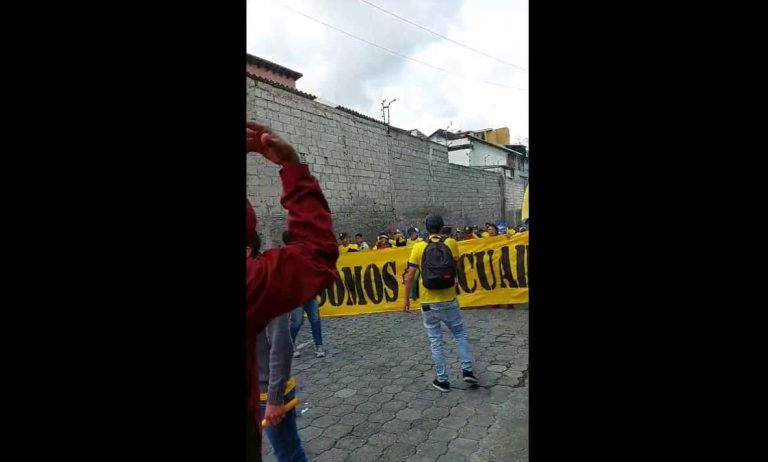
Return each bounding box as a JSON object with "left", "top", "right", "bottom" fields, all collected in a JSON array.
[{"left": 246, "top": 122, "right": 339, "bottom": 335}]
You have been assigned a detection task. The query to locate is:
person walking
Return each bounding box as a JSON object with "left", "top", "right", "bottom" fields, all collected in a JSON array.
[{"left": 403, "top": 214, "right": 478, "bottom": 392}]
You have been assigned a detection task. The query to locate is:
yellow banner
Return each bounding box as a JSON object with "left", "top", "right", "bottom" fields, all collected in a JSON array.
[{"left": 317, "top": 233, "right": 529, "bottom": 317}]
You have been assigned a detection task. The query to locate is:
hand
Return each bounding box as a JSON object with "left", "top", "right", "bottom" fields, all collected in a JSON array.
[
  {"left": 264, "top": 403, "right": 286, "bottom": 427},
  {"left": 246, "top": 121, "right": 300, "bottom": 165},
  {"left": 403, "top": 299, "right": 411, "bottom": 312}
]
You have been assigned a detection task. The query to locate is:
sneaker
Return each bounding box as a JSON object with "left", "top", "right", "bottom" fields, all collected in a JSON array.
[
  {"left": 462, "top": 370, "right": 479, "bottom": 384},
  {"left": 315, "top": 346, "right": 325, "bottom": 358},
  {"left": 293, "top": 349, "right": 301, "bottom": 358},
  {"left": 432, "top": 379, "right": 450, "bottom": 392}
]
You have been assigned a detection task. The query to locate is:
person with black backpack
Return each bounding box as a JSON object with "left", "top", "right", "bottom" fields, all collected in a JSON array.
[{"left": 403, "top": 214, "right": 478, "bottom": 392}]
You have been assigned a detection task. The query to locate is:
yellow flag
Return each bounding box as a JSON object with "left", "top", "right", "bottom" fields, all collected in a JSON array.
[{"left": 522, "top": 185, "right": 529, "bottom": 222}]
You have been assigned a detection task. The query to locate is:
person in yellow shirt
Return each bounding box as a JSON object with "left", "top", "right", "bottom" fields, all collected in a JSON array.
[
  {"left": 393, "top": 229, "right": 408, "bottom": 247},
  {"left": 337, "top": 233, "right": 358, "bottom": 253},
  {"left": 403, "top": 214, "right": 478, "bottom": 392},
  {"left": 484, "top": 223, "right": 499, "bottom": 237},
  {"left": 407, "top": 227, "right": 424, "bottom": 247}
]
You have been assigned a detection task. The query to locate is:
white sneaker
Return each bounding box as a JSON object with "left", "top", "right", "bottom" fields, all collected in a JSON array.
[
  {"left": 315, "top": 346, "right": 325, "bottom": 358},
  {"left": 293, "top": 349, "right": 301, "bottom": 358}
]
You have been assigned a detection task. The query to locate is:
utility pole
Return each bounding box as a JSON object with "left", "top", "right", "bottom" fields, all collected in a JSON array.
[{"left": 380, "top": 98, "right": 396, "bottom": 134}]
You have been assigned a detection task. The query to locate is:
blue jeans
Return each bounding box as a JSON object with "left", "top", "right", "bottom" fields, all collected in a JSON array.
[
  {"left": 421, "top": 298, "right": 474, "bottom": 383},
  {"left": 260, "top": 390, "right": 308, "bottom": 462},
  {"left": 290, "top": 298, "right": 323, "bottom": 346}
]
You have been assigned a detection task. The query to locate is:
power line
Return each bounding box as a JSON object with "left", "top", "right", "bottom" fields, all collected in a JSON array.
[
  {"left": 357, "top": 0, "right": 527, "bottom": 72},
  {"left": 280, "top": 3, "right": 526, "bottom": 91}
]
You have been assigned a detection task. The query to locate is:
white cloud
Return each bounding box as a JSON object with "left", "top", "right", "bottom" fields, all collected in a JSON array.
[{"left": 247, "top": 0, "right": 528, "bottom": 140}]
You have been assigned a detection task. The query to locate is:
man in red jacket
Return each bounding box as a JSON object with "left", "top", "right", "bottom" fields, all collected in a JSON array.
[{"left": 245, "top": 122, "right": 339, "bottom": 460}]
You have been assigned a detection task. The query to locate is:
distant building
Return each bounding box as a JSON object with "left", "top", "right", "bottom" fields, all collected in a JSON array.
[
  {"left": 467, "top": 127, "right": 511, "bottom": 146},
  {"left": 246, "top": 54, "right": 303, "bottom": 88},
  {"left": 428, "top": 129, "right": 528, "bottom": 181}
]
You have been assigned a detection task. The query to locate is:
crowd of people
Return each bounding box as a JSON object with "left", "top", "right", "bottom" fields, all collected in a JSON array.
[
  {"left": 337, "top": 220, "right": 529, "bottom": 254},
  {"left": 245, "top": 122, "right": 526, "bottom": 461},
  {"left": 337, "top": 226, "right": 424, "bottom": 252}
]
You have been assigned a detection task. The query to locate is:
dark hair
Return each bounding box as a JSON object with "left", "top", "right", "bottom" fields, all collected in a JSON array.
[
  {"left": 487, "top": 223, "right": 499, "bottom": 232},
  {"left": 282, "top": 230, "right": 292, "bottom": 245},
  {"left": 355, "top": 233, "right": 363, "bottom": 238},
  {"left": 338, "top": 232, "right": 348, "bottom": 240},
  {"left": 440, "top": 226, "right": 452, "bottom": 236},
  {"left": 425, "top": 214, "right": 444, "bottom": 234}
]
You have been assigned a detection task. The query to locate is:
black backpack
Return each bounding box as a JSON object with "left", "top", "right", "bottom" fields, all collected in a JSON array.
[{"left": 421, "top": 237, "right": 456, "bottom": 289}]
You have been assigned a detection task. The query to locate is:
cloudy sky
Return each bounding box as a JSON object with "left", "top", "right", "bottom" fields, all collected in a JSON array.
[{"left": 247, "top": 0, "right": 528, "bottom": 143}]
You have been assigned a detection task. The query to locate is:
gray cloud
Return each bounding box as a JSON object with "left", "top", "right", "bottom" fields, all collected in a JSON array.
[
  {"left": 248, "top": 0, "right": 528, "bottom": 138},
  {"left": 250, "top": 0, "right": 463, "bottom": 109}
]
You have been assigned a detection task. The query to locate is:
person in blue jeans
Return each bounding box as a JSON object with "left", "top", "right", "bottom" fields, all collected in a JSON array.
[
  {"left": 282, "top": 230, "right": 325, "bottom": 359},
  {"left": 418, "top": 298, "right": 476, "bottom": 389},
  {"left": 259, "top": 388, "right": 304, "bottom": 462},
  {"left": 257, "top": 314, "right": 308, "bottom": 462},
  {"left": 403, "top": 214, "right": 478, "bottom": 391},
  {"left": 290, "top": 298, "right": 324, "bottom": 358}
]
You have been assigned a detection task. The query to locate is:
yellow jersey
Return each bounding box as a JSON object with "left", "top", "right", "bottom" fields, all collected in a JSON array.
[
  {"left": 406, "top": 237, "right": 424, "bottom": 247},
  {"left": 338, "top": 243, "right": 359, "bottom": 253},
  {"left": 408, "top": 236, "right": 460, "bottom": 304}
]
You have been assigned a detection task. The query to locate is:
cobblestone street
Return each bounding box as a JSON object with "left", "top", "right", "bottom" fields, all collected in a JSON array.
[{"left": 262, "top": 306, "right": 529, "bottom": 462}]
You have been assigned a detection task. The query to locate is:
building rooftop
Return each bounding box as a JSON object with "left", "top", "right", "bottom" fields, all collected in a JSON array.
[
  {"left": 430, "top": 129, "right": 524, "bottom": 155},
  {"left": 246, "top": 54, "right": 303, "bottom": 80},
  {"left": 246, "top": 72, "right": 317, "bottom": 100}
]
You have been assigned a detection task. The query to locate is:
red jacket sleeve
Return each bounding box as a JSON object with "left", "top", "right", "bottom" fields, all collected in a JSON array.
[{"left": 246, "top": 163, "right": 339, "bottom": 336}]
